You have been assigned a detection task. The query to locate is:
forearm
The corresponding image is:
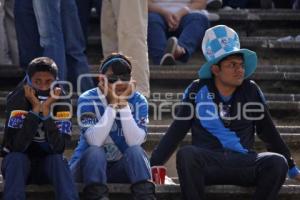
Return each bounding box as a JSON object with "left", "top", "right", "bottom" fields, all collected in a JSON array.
[
  {"left": 148, "top": 0, "right": 169, "bottom": 16},
  {"left": 150, "top": 104, "right": 192, "bottom": 165},
  {"left": 257, "top": 107, "right": 295, "bottom": 168},
  {"left": 119, "top": 105, "right": 146, "bottom": 146},
  {"left": 176, "top": 1, "right": 206, "bottom": 20},
  {"left": 188, "top": 0, "right": 207, "bottom": 10},
  {"left": 84, "top": 106, "right": 117, "bottom": 146}
]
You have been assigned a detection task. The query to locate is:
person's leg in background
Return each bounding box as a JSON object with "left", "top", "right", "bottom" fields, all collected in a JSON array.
[
  {"left": 14, "top": 0, "right": 42, "bottom": 69},
  {"left": 4, "top": 0, "right": 19, "bottom": 65},
  {"left": 101, "top": 0, "right": 150, "bottom": 97},
  {"left": 117, "top": 0, "right": 150, "bottom": 97},
  {"left": 101, "top": 0, "right": 118, "bottom": 58},
  {"left": 1, "top": 152, "right": 31, "bottom": 200},
  {"left": 147, "top": 12, "right": 169, "bottom": 65},
  {"left": 75, "top": 0, "right": 93, "bottom": 45},
  {"left": 175, "top": 12, "right": 209, "bottom": 63},
  {"left": 32, "top": 0, "right": 67, "bottom": 80},
  {"left": 0, "top": 0, "right": 11, "bottom": 64},
  {"left": 61, "top": 0, "right": 94, "bottom": 93}
]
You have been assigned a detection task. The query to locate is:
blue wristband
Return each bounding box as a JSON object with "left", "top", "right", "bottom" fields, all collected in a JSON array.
[
  {"left": 29, "top": 111, "right": 40, "bottom": 118},
  {"left": 288, "top": 166, "right": 300, "bottom": 178}
]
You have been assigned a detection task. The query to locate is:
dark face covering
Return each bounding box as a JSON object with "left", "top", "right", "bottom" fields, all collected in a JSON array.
[
  {"left": 26, "top": 75, "right": 51, "bottom": 100},
  {"left": 36, "top": 89, "right": 51, "bottom": 101}
]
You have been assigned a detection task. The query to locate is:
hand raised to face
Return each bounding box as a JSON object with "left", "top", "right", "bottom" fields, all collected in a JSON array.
[{"left": 24, "top": 85, "right": 41, "bottom": 113}]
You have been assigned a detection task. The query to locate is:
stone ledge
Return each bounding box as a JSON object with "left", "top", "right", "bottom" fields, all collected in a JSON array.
[
  {"left": 1, "top": 64, "right": 300, "bottom": 80},
  {"left": 2, "top": 182, "right": 299, "bottom": 195}
]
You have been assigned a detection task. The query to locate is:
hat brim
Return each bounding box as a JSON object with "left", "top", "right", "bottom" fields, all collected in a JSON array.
[{"left": 198, "top": 49, "right": 257, "bottom": 79}]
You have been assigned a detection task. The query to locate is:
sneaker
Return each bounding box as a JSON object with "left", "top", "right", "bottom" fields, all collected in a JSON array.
[
  {"left": 160, "top": 53, "right": 176, "bottom": 65},
  {"left": 163, "top": 37, "right": 178, "bottom": 56},
  {"left": 207, "top": 0, "right": 223, "bottom": 10},
  {"left": 160, "top": 37, "right": 178, "bottom": 65}
]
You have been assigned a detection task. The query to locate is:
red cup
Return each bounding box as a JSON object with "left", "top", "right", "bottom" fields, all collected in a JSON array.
[{"left": 151, "top": 166, "right": 166, "bottom": 184}]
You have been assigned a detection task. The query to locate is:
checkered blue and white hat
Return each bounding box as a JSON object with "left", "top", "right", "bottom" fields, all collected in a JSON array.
[{"left": 198, "top": 25, "right": 257, "bottom": 79}]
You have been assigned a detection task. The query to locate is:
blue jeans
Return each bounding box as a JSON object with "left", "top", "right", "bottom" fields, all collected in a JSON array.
[
  {"left": 14, "top": 0, "right": 42, "bottom": 69},
  {"left": 1, "top": 152, "right": 79, "bottom": 200},
  {"left": 15, "top": 0, "right": 94, "bottom": 92},
  {"left": 76, "top": 0, "right": 102, "bottom": 44},
  {"left": 70, "top": 146, "right": 152, "bottom": 185},
  {"left": 148, "top": 12, "right": 209, "bottom": 64}
]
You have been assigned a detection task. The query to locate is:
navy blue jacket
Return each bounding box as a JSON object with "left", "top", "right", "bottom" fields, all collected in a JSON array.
[{"left": 151, "top": 79, "right": 295, "bottom": 169}]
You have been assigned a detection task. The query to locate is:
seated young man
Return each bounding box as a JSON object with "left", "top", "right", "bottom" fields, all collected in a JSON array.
[
  {"left": 150, "top": 25, "right": 300, "bottom": 200},
  {"left": 1, "top": 57, "right": 78, "bottom": 200},
  {"left": 148, "top": 0, "right": 209, "bottom": 65},
  {"left": 69, "top": 53, "right": 156, "bottom": 200}
]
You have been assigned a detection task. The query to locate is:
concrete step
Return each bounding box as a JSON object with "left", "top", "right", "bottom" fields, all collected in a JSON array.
[
  {"left": 0, "top": 94, "right": 299, "bottom": 120},
  {"left": 215, "top": 9, "right": 300, "bottom": 21},
  {"left": 1, "top": 181, "right": 300, "bottom": 200},
  {"left": 88, "top": 36, "right": 300, "bottom": 50},
  {"left": 1, "top": 64, "right": 300, "bottom": 83},
  {"left": 0, "top": 126, "right": 299, "bottom": 151}
]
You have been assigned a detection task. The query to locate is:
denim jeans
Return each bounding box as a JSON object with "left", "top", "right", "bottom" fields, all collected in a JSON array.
[
  {"left": 14, "top": 0, "right": 42, "bottom": 69},
  {"left": 70, "top": 145, "right": 152, "bottom": 185},
  {"left": 176, "top": 145, "right": 288, "bottom": 200},
  {"left": 76, "top": 0, "right": 102, "bottom": 44},
  {"left": 1, "top": 152, "right": 79, "bottom": 200},
  {"left": 15, "top": 0, "right": 94, "bottom": 92},
  {"left": 148, "top": 12, "right": 209, "bottom": 64},
  {"left": 0, "top": 0, "right": 18, "bottom": 65}
]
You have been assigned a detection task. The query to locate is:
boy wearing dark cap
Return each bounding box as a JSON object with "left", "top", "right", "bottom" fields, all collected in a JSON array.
[
  {"left": 69, "top": 53, "right": 156, "bottom": 200},
  {"left": 1, "top": 57, "right": 79, "bottom": 200}
]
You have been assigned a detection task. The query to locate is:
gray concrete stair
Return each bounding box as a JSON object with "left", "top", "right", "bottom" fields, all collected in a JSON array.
[{"left": 1, "top": 181, "right": 299, "bottom": 200}]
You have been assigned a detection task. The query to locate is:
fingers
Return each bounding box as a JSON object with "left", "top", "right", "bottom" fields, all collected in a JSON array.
[
  {"left": 24, "top": 85, "right": 37, "bottom": 100},
  {"left": 53, "top": 87, "right": 62, "bottom": 97},
  {"left": 120, "top": 80, "right": 136, "bottom": 99}
]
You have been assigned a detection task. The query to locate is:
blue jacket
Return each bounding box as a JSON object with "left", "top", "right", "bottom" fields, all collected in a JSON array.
[
  {"left": 69, "top": 88, "right": 148, "bottom": 165},
  {"left": 151, "top": 79, "right": 296, "bottom": 171}
]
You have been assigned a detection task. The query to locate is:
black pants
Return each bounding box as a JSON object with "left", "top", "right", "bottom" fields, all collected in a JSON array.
[{"left": 176, "top": 145, "right": 288, "bottom": 200}]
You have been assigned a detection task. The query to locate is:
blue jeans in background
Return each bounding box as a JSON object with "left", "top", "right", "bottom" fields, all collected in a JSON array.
[
  {"left": 148, "top": 12, "right": 209, "bottom": 64},
  {"left": 15, "top": 0, "right": 94, "bottom": 92}
]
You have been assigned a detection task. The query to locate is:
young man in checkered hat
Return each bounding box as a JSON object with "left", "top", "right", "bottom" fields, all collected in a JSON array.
[{"left": 151, "top": 25, "right": 300, "bottom": 200}]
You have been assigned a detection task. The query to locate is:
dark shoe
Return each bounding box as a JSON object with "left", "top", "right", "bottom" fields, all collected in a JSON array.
[
  {"left": 131, "top": 181, "right": 156, "bottom": 200},
  {"left": 207, "top": 0, "right": 223, "bottom": 10},
  {"left": 160, "top": 37, "right": 177, "bottom": 65},
  {"left": 163, "top": 37, "right": 177, "bottom": 55},
  {"left": 260, "top": 0, "right": 273, "bottom": 8},
  {"left": 83, "top": 183, "right": 109, "bottom": 200},
  {"left": 160, "top": 53, "right": 176, "bottom": 65}
]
